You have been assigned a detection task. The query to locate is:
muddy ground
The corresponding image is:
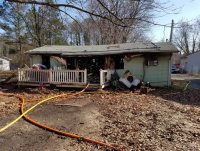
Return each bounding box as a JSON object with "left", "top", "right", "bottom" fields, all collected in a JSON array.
[{"left": 0, "top": 87, "right": 200, "bottom": 151}]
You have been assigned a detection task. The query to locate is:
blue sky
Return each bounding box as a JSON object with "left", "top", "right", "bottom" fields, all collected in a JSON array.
[{"left": 150, "top": 0, "right": 200, "bottom": 42}]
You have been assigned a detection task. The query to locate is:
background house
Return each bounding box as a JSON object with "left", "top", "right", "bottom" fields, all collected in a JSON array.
[
  {"left": 0, "top": 56, "right": 11, "bottom": 71},
  {"left": 181, "top": 51, "right": 200, "bottom": 74},
  {"left": 0, "top": 39, "right": 34, "bottom": 69}
]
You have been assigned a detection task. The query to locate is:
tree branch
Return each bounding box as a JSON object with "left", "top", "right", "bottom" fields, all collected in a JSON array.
[{"left": 6, "top": 0, "right": 127, "bottom": 27}]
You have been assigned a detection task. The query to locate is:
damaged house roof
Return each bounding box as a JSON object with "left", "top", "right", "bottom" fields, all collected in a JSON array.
[{"left": 26, "top": 42, "right": 178, "bottom": 56}]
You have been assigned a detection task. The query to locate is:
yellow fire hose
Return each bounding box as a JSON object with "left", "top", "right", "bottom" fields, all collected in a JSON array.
[{"left": 0, "top": 86, "right": 123, "bottom": 151}]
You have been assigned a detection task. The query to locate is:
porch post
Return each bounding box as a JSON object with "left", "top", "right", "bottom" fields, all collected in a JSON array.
[
  {"left": 100, "top": 69, "right": 104, "bottom": 85},
  {"left": 49, "top": 69, "right": 52, "bottom": 83},
  {"left": 18, "top": 68, "right": 20, "bottom": 82},
  {"left": 84, "top": 69, "right": 87, "bottom": 84}
]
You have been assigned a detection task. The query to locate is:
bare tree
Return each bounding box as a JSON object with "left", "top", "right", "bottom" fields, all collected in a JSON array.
[
  {"left": 4, "top": 0, "right": 178, "bottom": 28},
  {"left": 2, "top": 0, "right": 179, "bottom": 46},
  {"left": 174, "top": 20, "right": 200, "bottom": 55},
  {"left": 75, "top": 0, "right": 155, "bottom": 44}
]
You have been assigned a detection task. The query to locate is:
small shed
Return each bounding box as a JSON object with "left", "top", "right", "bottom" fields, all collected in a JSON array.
[
  {"left": 18, "top": 42, "right": 178, "bottom": 88},
  {"left": 0, "top": 56, "right": 11, "bottom": 71}
]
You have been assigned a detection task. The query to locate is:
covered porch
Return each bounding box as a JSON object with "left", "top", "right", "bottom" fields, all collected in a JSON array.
[{"left": 18, "top": 52, "right": 123, "bottom": 89}]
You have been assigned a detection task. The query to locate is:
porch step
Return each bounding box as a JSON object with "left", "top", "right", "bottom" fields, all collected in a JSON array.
[{"left": 87, "top": 84, "right": 102, "bottom": 90}]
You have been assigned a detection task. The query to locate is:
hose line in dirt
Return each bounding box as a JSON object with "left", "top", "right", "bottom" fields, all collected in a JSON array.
[{"left": 0, "top": 86, "right": 122, "bottom": 151}]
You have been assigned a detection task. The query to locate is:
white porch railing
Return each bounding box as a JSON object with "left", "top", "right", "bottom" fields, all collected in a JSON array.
[
  {"left": 50, "top": 69, "right": 87, "bottom": 84},
  {"left": 18, "top": 69, "right": 87, "bottom": 84},
  {"left": 100, "top": 69, "right": 114, "bottom": 86},
  {"left": 18, "top": 69, "right": 50, "bottom": 83}
]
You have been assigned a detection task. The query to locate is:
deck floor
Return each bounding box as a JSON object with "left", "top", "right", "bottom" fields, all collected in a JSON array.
[{"left": 18, "top": 82, "right": 103, "bottom": 90}]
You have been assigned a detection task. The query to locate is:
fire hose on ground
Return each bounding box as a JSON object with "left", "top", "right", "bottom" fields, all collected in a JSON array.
[{"left": 0, "top": 85, "right": 123, "bottom": 151}]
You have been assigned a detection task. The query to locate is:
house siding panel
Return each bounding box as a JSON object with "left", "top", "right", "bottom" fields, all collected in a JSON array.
[
  {"left": 124, "top": 57, "right": 144, "bottom": 80},
  {"left": 144, "top": 55, "right": 170, "bottom": 86},
  {"left": 123, "top": 55, "right": 170, "bottom": 87},
  {"left": 31, "top": 55, "right": 42, "bottom": 66}
]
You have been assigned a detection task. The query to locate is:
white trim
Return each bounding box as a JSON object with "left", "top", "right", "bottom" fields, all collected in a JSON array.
[
  {"left": 18, "top": 69, "right": 87, "bottom": 84},
  {"left": 168, "top": 57, "right": 171, "bottom": 86},
  {"left": 100, "top": 69, "right": 114, "bottom": 86}
]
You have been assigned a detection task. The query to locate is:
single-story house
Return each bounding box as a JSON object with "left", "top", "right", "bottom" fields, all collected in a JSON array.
[
  {"left": 0, "top": 56, "right": 11, "bottom": 71},
  {"left": 18, "top": 42, "right": 178, "bottom": 88},
  {"left": 180, "top": 51, "right": 200, "bottom": 74}
]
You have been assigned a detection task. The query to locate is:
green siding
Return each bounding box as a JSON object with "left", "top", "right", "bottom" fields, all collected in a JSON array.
[
  {"left": 122, "top": 55, "right": 170, "bottom": 87},
  {"left": 144, "top": 55, "right": 170, "bottom": 87},
  {"left": 31, "top": 55, "right": 42, "bottom": 65},
  {"left": 124, "top": 57, "right": 144, "bottom": 79}
]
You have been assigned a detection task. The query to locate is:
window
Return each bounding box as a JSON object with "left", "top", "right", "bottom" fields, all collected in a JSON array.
[
  {"left": 0, "top": 60, "right": 3, "bottom": 65},
  {"left": 114, "top": 55, "right": 124, "bottom": 69},
  {"left": 145, "top": 57, "right": 158, "bottom": 66},
  {"left": 9, "top": 48, "right": 17, "bottom": 54}
]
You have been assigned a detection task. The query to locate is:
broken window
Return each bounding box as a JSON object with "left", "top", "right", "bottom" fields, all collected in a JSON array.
[
  {"left": 115, "top": 57, "right": 124, "bottom": 69},
  {"left": 113, "top": 55, "right": 124, "bottom": 69},
  {"left": 145, "top": 56, "right": 158, "bottom": 66}
]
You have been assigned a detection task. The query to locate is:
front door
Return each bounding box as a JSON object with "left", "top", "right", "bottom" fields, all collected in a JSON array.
[
  {"left": 42, "top": 55, "right": 50, "bottom": 69},
  {"left": 75, "top": 56, "right": 105, "bottom": 84}
]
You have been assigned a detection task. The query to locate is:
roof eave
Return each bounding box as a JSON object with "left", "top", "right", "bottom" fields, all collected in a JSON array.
[{"left": 27, "top": 50, "right": 178, "bottom": 56}]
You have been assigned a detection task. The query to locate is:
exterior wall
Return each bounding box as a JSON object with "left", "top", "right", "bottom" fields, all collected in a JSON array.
[
  {"left": 123, "top": 54, "right": 171, "bottom": 87},
  {"left": 186, "top": 52, "right": 200, "bottom": 74},
  {"left": 30, "top": 55, "right": 42, "bottom": 66},
  {"left": 28, "top": 54, "right": 171, "bottom": 87},
  {"left": 144, "top": 55, "right": 170, "bottom": 87},
  {"left": 0, "top": 58, "right": 10, "bottom": 71},
  {"left": 124, "top": 56, "right": 144, "bottom": 80},
  {"left": 50, "top": 57, "right": 63, "bottom": 69}
]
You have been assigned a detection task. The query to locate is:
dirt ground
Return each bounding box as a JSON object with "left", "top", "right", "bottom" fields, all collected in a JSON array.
[{"left": 0, "top": 87, "right": 200, "bottom": 151}]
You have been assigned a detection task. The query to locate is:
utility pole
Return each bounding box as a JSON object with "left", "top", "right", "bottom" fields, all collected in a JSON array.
[{"left": 169, "top": 19, "right": 174, "bottom": 42}]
